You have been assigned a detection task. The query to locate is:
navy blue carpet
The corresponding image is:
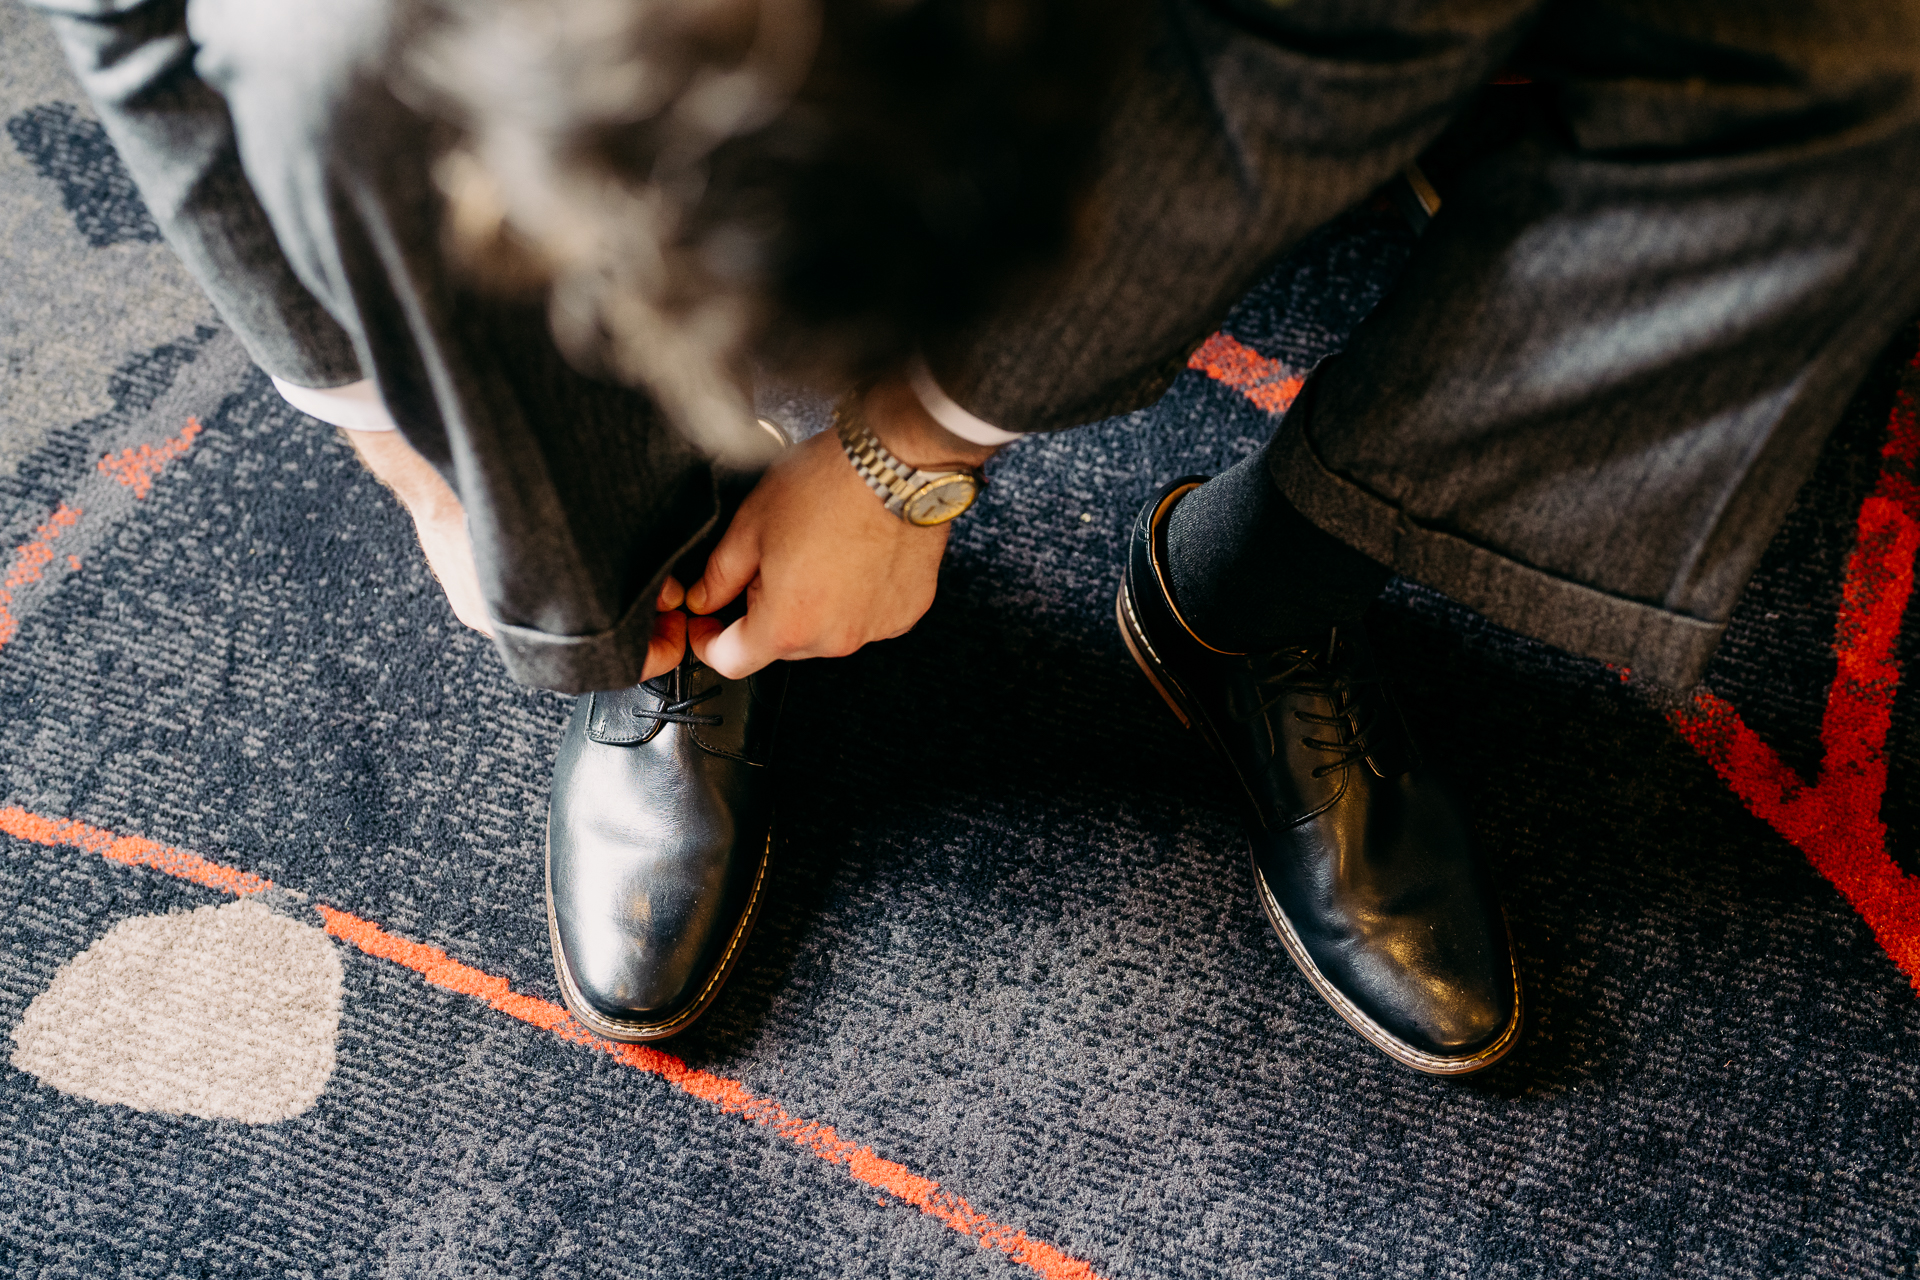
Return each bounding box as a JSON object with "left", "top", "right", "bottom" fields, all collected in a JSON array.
[{"left": 3, "top": 10, "right": 1918, "bottom": 1277}]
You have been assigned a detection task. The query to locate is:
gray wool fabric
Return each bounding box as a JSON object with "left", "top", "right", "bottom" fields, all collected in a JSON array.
[
  {"left": 30, "top": 0, "right": 362, "bottom": 391},
  {"left": 31, "top": 0, "right": 725, "bottom": 694},
  {"left": 923, "top": 0, "right": 1532, "bottom": 431},
  {"left": 1273, "top": 2, "right": 1920, "bottom": 688},
  {"left": 26, "top": 0, "right": 1920, "bottom": 693},
  {"left": 930, "top": 0, "right": 1920, "bottom": 691}
]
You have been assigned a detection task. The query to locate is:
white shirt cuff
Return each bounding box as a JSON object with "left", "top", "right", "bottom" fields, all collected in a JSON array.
[
  {"left": 271, "top": 376, "right": 399, "bottom": 433},
  {"left": 908, "top": 357, "right": 1026, "bottom": 447}
]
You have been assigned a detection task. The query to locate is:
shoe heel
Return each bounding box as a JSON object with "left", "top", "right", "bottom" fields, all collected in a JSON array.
[{"left": 1115, "top": 584, "right": 1195, "bottom": 730}]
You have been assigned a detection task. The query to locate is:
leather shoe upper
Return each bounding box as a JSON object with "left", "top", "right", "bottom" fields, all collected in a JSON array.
[
  {"left": 547, "top": 648, "right": 784, "bottom": 1040},
  {"left": 1119, "top": 476, "right": 1520, "bottom": 1073}
]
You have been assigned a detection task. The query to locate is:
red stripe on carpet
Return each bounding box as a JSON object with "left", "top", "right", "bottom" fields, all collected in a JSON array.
[
  {"left": 1188, "top": 332, "right": 1304, "bottom": 415},
  {"left": 1670, "top": 340, "right": 1920, "bottom": 992},
  {"left": 2, "top": 807, "right": 1110, "bottom": 1280}
]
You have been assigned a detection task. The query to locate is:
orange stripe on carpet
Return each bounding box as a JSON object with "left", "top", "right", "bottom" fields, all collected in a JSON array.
[
  {"left": 2, "top": 416, "right": 205, "bottom": 657},
  {"left": 98, "top": 416, "right": 204, "bottom": 499},
  {"left": 2, "top": 806, "right": 1109, "bottom": 1280},
  {"left": 1188, "top": 332, "right": 1304, "bottom": 415},
  {"left": 0, "top": 806, "right": 273, "bottom": 895},
  {"left": 0, "top": 504, "right": 83, "bottom": 655}
]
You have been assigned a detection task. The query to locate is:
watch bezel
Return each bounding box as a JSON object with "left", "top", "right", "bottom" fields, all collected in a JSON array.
[{"left": 901, "top": 472, "right": 981, "bottom": 526}]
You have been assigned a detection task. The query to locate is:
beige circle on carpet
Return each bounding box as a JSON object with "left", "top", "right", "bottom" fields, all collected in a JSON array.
[{"left": 10, "top": 897, "right": 342, "bottom": 1123}]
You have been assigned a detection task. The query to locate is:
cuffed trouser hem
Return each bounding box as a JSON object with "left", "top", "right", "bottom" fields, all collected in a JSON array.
[
  {"left": 490, "top": 611, "right": 667, "bottom": 696},
  {"left": 487, "top": 471, "right": 725, "bottom": 694},
  {"left": 1271, "top": 414, "right": 1726, "bottom": 693}
]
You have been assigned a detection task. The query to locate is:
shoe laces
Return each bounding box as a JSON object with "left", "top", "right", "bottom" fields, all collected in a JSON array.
[
  {"left": 629, "top": 659, "right": 724, "bottom": 727},
  {"left": 1233, "top": 627, "right": 1384, "bottom": 779}
]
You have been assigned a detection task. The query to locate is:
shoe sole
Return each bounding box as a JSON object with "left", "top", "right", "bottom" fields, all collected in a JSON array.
[
  {"left": 1117, "top": 580, "right": 1524, "bottom": 1076},
  {"left": 544, "top": 818, "right": 772, "bottom": 1043}
]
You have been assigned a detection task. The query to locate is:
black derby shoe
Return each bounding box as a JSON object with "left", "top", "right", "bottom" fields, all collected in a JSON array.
[
  {"left": 1118, "top": 476, "right": 1521, "bottom": 1074},
  {"left": 546, "top": 646, "right": 785, "bottom": 1041}
]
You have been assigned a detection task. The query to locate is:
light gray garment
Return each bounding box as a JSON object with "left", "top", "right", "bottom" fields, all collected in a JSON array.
[
  {"left": 32, "top": 0, "right": 725, "bottom": 693},
  {"left": 31, "top": 0, "right": 361, "bottom": 388}
]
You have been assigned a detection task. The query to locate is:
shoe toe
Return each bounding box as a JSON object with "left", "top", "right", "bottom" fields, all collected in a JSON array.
[
  {"left": 1277, "top": 887, "right": 1517, "bottom": 1071},
  {"left": 558, "top": 861, "right": 714, "bottom": 1018},
  {"left": 565, "top": 937, "right": 694, "bottom": 1021},
  {"left": 1359, "top": 933, "right": 1517, "bottom": 1062},
  {"left": 1255, "top": 769, "right": 1521, "bottom": 1073}
]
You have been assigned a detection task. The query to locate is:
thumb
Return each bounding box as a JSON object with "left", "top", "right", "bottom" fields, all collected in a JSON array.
[
  {"left": 689, "top": 603, "right": 780, "bottom": 679},
  {"left": 687, "top": 517, "right": 761, "bottom": 615}
]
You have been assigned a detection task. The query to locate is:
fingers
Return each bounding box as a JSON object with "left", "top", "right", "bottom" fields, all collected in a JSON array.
[
  {"left": 681, "top": 427, "right": 947, "bottom": 675},
  {"left": 686, "top": 520, "right": 760, "bottom": 615},
  {"left": 640, "top": 608, "right": 688, "bottom": 681},
  {"left": 635, "top": 576, "right": 688, "bottom": 682},
  {"left": 689, "top": 594, "right": 901, "bottom": 679},
  {"left": 688, "top": 609, "right": 779, "bottom": 680}
]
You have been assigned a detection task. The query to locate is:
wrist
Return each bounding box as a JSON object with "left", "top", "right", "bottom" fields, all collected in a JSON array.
[
  {"left": 861, "top": 378, "right": 1000, "bottom": 470},
  {"left": 836, "top": 383, "right": 989, "bottom": 528}
]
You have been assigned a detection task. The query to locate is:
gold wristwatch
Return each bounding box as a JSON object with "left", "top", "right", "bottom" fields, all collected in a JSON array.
[{"left": 835, "top": 398, "right": 985, "bottom": 527}]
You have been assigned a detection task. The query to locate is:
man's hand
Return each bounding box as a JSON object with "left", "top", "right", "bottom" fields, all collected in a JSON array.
[{"left": 685, "top": 379, "right": 997, "bottom": 678}]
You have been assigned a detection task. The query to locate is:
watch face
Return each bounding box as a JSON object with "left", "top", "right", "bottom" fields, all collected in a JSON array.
[{"left": 903, "top": 474, "right": 980, "bottom": 526}]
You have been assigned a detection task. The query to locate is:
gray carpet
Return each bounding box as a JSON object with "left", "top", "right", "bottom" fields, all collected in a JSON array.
[{"left": 4, "top": 5, "right": 1919, "bottom": 1277}]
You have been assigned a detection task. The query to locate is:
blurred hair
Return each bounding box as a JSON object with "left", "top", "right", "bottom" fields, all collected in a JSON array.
[{"left": 409, "top": 0, "right": 1134, "bottom": 460}]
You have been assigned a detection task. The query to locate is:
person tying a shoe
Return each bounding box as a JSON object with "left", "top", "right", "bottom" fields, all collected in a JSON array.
[{"left": 35, "top": 0, "right": 1920, "bottom": 1071}]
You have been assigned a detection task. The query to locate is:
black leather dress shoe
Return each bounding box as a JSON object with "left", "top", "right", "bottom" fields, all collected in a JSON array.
[
  {"left": 546, "top": 647, "right": 785, "bottom": 1041},
  {"left": 1117, "top": 476, "right": 1521, "bottom": 1074}
]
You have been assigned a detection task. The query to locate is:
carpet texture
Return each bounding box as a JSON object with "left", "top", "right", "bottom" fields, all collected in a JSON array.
[
  {"left": 3, "top": 6, "right": 1919, "bottom": 1277},
  {"left": 11, "top": 898, "right": 342, "bottom": 1124}
]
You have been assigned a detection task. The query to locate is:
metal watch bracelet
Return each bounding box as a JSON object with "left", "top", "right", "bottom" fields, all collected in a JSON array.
[{"left": 834, "top": 397, "right": 984, "bottom": 527}]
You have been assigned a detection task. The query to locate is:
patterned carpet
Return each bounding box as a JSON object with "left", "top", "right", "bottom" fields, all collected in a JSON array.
[{"left": 4, "top": 4, "right": 1919, "bottom": 1276}]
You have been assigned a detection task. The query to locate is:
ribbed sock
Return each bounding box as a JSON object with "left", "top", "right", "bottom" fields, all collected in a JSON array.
[{"left": 1164, "top": 445, "right": 1391, "bottom": 652}]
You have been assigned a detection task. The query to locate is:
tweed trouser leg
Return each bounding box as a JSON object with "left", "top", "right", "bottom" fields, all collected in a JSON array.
[
  {"left": 921, "top": 0, "right": 1538, "bottom": 434},
  {"left": 30, "top": 0, "right": 720, "bottom": 694},
  {"left": 935, "top": 0, "right": 1920, "bottom": 690},
  {"left": 30, "top": 0, "right": 361, "bottom": 389},
  {"left": 1273, "top": 5, "right": 1920, "bottom": 689}
]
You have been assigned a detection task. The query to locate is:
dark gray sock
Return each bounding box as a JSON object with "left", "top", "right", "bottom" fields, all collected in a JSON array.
[{"left": 1165, "top": 444, "right": 1391, "bottom": 652}]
